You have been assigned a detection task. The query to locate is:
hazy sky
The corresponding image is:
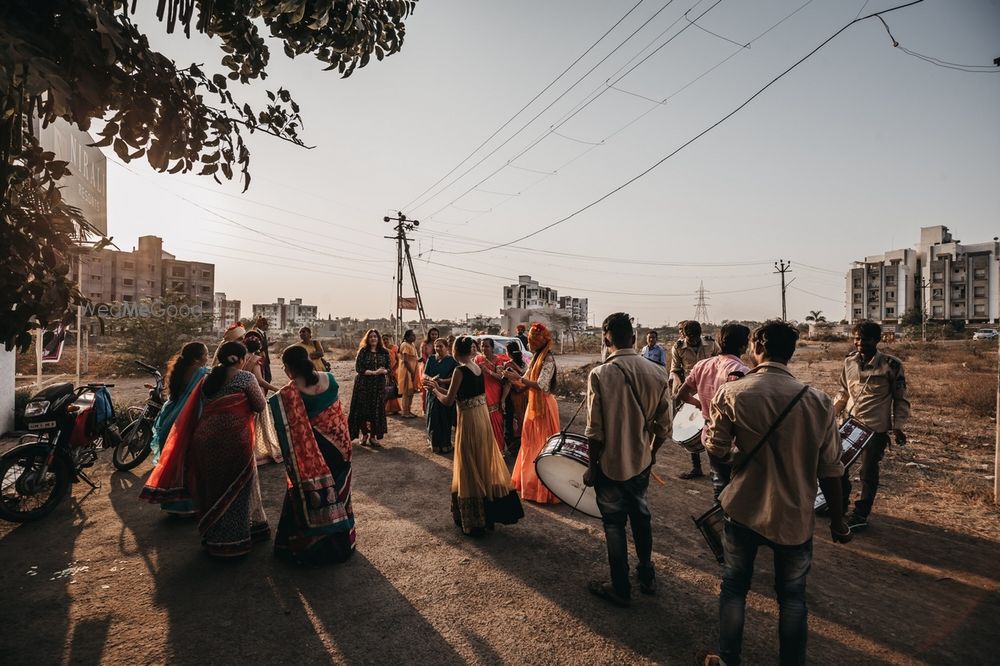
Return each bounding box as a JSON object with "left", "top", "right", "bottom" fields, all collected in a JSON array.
[{"left": 105, "top": 0, "right": 1000, "bottom": 327}]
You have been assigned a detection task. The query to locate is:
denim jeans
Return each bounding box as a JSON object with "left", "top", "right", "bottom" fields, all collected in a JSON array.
[
  {"left": 719, "top": 520, "right": 812, "bottom": 666},
  {"left": 841, "top": 432, "right": 889, "bottom": 517},
  {"left": 709, "top": 458, "right": 731, "bottom": 502},
  {"left": 594, "top": 466, "right": 653, "bottom": 598}
]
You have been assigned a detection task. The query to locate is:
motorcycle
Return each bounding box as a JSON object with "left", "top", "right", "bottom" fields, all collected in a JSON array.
[
  {"left": 0, "top": 380, "right": 120, "bottom": 523},
  {"left": 111, "top": 361, "right": 164, "bottom": 471}
]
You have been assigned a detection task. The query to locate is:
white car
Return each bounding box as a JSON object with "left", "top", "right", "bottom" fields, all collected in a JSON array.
[
  {"left": 973, "top": 328, "right": 998, "bottom": 341},
  {"left": 471, "top": 335, "right": 533, "bottom": 366}
]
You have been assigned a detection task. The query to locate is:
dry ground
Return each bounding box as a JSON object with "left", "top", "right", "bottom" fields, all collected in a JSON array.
[{"left": 1, "top": 344, "right": 998, "bottom": 665}]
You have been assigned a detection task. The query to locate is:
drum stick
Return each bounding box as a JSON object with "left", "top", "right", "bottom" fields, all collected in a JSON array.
[{"left": 651, "top": 470, "right": 666, "bottom": 486}]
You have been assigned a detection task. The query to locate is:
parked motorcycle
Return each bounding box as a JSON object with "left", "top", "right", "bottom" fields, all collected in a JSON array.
[
  {"left": 111, "top": 361, "right": 164, "bottom": 471},
  {"left": 0, "top": 381, "right": 119, "bottom": 523}
]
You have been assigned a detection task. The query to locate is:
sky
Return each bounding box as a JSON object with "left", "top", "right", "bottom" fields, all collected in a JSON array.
[{"left": 104, "top": 0, "right": 1000, "bottom": 327}]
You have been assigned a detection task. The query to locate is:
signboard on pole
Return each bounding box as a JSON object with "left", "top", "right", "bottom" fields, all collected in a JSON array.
[
  {"left": 42, "top": 324, "right": 68, "bottom": 363},
  {"left": 34, "top": 118, "right": 108, "bottom": 236},
  {"left": 398, "top": 297, "right": 419, "bottom": 310}
]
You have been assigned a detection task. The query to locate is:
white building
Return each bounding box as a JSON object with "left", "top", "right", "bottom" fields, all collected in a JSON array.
[
  {"left": 502, "top": 275, "right": 588, "bottom": 329},
  {"left": 847, "top": 226, "right": 999, "bottom": 326},
  {"left": 252, "top": 297, "right": 319, "bottom": 333},
  {"left": 212, "top": 292, "right": 241, "bottom": 333}
]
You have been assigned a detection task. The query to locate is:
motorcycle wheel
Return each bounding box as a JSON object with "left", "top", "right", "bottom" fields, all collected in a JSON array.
[
  {"left": 111, "top": 419, "right": 152, "bottom": 471},
  {"left": 0, "top": 444, "right": 71, "bottom": 523}
]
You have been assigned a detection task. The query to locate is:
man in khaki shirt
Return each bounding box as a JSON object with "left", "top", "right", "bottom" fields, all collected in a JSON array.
[
  {"left": 584, "top": 313, "right": 672, "bottom": 607},
  {"left": 834, "top": 320, "right": 910, "bottom": 531},
  {"left": 669, "top": 319, "right": 720, "bottom": 479},
  {"left": 704, "top": 321, "right": 850, "bottom": 666}
]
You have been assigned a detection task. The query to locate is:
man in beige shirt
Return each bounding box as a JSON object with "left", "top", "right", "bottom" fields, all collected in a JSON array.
[
  {"left": 584, "top": 312, "right": 672, "bottom": 607},
  {"left": 834, "top": 320, "right": 910, "bottom": 531},
  {"left": 704, "top": 321, "right": 850, "bottom": 666},
  {"left": 670, "top": 319, "right": 720, "bottom": 479}
]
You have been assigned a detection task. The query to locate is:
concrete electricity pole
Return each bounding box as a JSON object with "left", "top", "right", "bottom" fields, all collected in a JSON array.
[{"left": 774, "top": 260, "right": 792, "bottom": 321}]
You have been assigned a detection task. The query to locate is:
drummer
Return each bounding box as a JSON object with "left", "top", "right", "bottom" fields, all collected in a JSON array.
[
  {"left": 669, "top": 320, "right": 720, "bottom": 479},
  {"left": 583, "top": 312, "right": 672, "bottom": 607},
  {"left": 676, "top": 323, "right": 750, "bottom": 501}
]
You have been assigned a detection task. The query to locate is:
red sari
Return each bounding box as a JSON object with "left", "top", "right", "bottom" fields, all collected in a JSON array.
[{"left": 475, "top": 353, "right": 508, "bottom": 452}]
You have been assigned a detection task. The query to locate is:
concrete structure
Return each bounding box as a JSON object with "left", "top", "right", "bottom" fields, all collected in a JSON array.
[
  {"left": 502, "top": 275, "right": 589, "bottom": 329},
  {"left": 0, "top": 349, "right": 15, "bottom": 435},
  {"left": 558, "top": 296, "right": 589, "bottom": 329},
  {"left": 847, "top": 226, "right": 999, "bottom": 326},
  {"left": 79, "top": 235, "right": 214, "bottom": 311},
  {"left": 252, "top": 298, "right": 319, "bottom": 333},
  {"left": 213, "top": 292, "right": 242, "bottom": 333}
]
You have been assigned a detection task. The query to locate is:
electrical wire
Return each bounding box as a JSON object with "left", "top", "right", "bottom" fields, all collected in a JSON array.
[
  {"left": 401, "top": 0, "right": 649, "bottom": 212},
  {"left": 435, "top": 0, "right": 927, "bottom": 256}
]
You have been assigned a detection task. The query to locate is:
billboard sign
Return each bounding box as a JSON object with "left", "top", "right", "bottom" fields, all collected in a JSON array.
[{"left": 34, "top": 118, "right": 108, "bottom": 236}]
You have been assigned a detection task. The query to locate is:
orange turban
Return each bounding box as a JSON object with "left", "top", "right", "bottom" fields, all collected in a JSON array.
[{"left": 527, "top": 322, "right": 552, "bottom": 352}]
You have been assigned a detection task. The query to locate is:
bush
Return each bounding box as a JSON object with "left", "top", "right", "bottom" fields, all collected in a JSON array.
[{"left": 952, "top": 374, "right": 996, "bottom": 417}]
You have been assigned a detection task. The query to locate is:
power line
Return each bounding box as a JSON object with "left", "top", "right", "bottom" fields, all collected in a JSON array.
[
  {"left": 876, "top": 16, "right": 1000, "bottom": 73},
  {"left": 435, "top": 0, "right": 926, "bottom": 257},
  {"left": 411, "top": 0, "right": 695, "bottom": 215},
  {"left": 790, "top": 285, "right": 844, "bottom": 304},
  {"left": 400, "top": 0, "right": 649, "bottom": 212}
]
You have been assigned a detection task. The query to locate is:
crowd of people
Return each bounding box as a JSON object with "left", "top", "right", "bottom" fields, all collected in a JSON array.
[{"left": 134, "top": 311, "right": 908, "bottom": 664}]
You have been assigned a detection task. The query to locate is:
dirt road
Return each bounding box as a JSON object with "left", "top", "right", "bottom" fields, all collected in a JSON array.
[{"left": 2, "top": 354, "right": 998, "bottom": 664}]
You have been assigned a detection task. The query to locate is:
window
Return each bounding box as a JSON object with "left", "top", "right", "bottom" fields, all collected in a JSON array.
[
  {"left": 201, "top": 285, "right": 210, "bottom": 293},
  {"left": 885, "top": 276, "right": 896, "bottom": 286},
  {"left": 932, "top": 272, "right": 943, "bottom": 282},
  {"left": 171, "top": 281, "right": 184, "bottom": 291},
  {"left": 932, "top": 305, "right": 944, "bottom": 316},
  {"left": 886, "top": 307, "right": 895, "bottom": 316},
  {"left": 123, "top": 260, "right": 134, "bottom": 269},
  {"left": 975, "top": 286, "right": 986, "bottom": 298},
  {"left": 853, "top": 308, "right": 863, "bottom": 317},
  {"left": 974, "top": 268, "right": 987, "bottom": 280},
  {"left": 975, "top": 304, "right": 986, "bottom": 316},
  {"left": 853, "top": 278, "right": 862, "bottom": 288},
  {"left": 90, "top": 293, "right": 102, "bottom": 299},
  {"left": 886, "top": 291, "right": 895, "bottom": 300},
  {"left": 149, "top": 264, "right": 155, "bottom": 272},
  {"left": 90, "top": 275, "right": 101, "bottom": 281},
  {"left": 853, "top": 294, "right": 862, "bottom": 303},
  {"left": 123, "top": 278, "right": 134, "bottom": 286},
  {"left": 122, "top": 294, "right": 134, "bottom": 302},
  {"left": 931, "top": 288, "right": 943, "bottom": 299},
  {"left": 201, "top": 270, "right": 211, "bottom": 279},
  {"left": 171, "top": 266, "right": 186, "bottom": 278}
]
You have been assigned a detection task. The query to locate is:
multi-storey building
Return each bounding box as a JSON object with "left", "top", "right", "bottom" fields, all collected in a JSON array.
[
  {"left": 213, "top": 292, "right": 242, "bottom": 332},
  {"left": 503, "top": 275, "right": 559, "bottom": 310},
  {"left": 847, "top": 226, "right": 999, "bottom": 326},
  {"left": 252, "top": 298, "right": 319, "bottom": 333},
  {"left": 501, "top": 275, "right": 589, "bottom": 333},
  {"left": 79, "top": 235, "right": 214, "bottom": 311},
  {"left": 558, "top": 296, "right": 589, "bottom": 329}
]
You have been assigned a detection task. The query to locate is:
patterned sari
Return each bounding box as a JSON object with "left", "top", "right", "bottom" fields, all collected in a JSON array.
[
  {"left": 385, "top": 345, "right": 402, "bottom": 415},
  {"left": 512, "top": 343, "right": 561, "bottom": 504},
  {"left": 269, "top": 374, "right": 356, "bottom": 565},
  {"left": 150, "top": 366, "right": 209, "bottom": 465},
  {"left": 475, "top": 353, "right": 508, "bottom": 452}
]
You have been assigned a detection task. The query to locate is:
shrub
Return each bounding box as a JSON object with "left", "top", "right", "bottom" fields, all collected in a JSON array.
[{"left": 950, "top": 373, "right": 995, "bottom": 417}]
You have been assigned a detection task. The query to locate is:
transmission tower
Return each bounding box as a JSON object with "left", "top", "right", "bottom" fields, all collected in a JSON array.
[
  {"left": 384, "top": 211, "right": 428, "bottom": 340},
  {"left": 693, "top": 281, "right": 710, "bottom": 324}
]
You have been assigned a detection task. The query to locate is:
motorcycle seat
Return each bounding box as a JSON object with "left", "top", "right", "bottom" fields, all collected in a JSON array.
[{"left": 32, "top": 382, "right": 74, "bottom": 401}]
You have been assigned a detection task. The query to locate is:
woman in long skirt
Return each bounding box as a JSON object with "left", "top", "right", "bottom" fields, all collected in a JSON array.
[
  {"left": 142, "top": 341, "right": 270, "bottom": 556},
  {"left": 424, "top": 338, "right": 457, "bottom": 454},
  {"left": 502, "top": 340, "right": 528, "bottom": 456},
  {"left": 243, "top": 331, "right": 283, "bottom": 465},
  {"left": 270, "top": 345, "right": 356, "bottom": 565},
  {"left": 426, "top": 336, "right": 523, "bottom": 536},
  {"left": 397, "top": 329, "right": 420, "bottom": 418},
  {"left": 506, "top": 323, "right": 561, "bottom": 504},
  {"left": 348, "top": 329, "right": 390, "bottom": 446},
  {"left": 383, "top": 333, "right": 402, "bottom": 416}
]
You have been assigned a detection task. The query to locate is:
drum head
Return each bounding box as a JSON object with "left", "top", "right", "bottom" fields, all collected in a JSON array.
[
  {"left": 535, "top": 455, "right": 601, "bottom": 518},
  {"left": 672, "top": 402, "right": 705, "bottom": 445}
]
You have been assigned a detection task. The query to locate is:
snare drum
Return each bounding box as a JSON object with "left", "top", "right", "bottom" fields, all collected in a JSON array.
[
  {"left": 692, "top": 504, "right": 726, "bottom": 564},
  {"left": 534, "top": 432, "right": 601, "bottom": 518},
  {"left": 672, "top": 401, "right": 706, "bottom": 453},
  {"left": 814, "top": 417, "right": 878, "bottom": 513}
]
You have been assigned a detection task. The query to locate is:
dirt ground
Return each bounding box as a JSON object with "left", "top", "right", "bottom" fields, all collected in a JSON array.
[{"left": 2, "top": 346, "right": 999, "bottom": 665}]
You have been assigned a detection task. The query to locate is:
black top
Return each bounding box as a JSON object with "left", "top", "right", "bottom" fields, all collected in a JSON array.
[{"left": 456, "top": 365, "right": 485, "bottom": 401}]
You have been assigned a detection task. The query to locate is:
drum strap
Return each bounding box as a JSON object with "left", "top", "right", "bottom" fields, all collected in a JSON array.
[
  {"left": 610, "top": 360, "right": 661, "bottom": 435},
  {"left": 731, "top": 385, "right": 809, "bottom": 475}
]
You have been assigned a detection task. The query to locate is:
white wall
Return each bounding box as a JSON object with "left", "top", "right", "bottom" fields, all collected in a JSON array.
[{"left": 0, "top": 348, "right": 16, "bottom": 435}]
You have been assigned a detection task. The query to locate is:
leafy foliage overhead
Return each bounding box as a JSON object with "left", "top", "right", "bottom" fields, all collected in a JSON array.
[{"left": 0, "top": 0, "right": 418, "bottom": 351}]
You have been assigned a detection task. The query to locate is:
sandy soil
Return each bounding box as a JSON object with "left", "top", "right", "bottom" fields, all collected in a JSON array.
[{"left": 1, "top": 350, "right": 998, "bottom": 665}]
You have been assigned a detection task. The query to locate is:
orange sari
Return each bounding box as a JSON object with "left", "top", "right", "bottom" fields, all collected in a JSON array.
[
  {"left": 385, "top": 345, "right": 402, "bottom": 414},
  {"left": 511, "top": 344, "right": 560, "bottom": 504}
]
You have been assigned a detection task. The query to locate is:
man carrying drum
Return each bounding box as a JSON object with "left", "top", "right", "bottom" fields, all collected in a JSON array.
[
  {"left": 676, "top": 323, "right": 750, "bottom": 502},
  {"left": 583, "top": 312, "right": 672, "bottom": 608},
  {"left": 669, "top": 320, "right": 720, "bottom": 479},
  {"left": 833, "top": 320, "right": 910, "bottom": 532}
]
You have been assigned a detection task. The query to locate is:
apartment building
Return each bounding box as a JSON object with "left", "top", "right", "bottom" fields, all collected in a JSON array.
[
  {"left": 213, "top": 292, "right": 242, "bottom": 332},
  {"left": 79, "top": 235, "right": 214, "bottom": 310},
  {"left": 251, "top": 298, "right": 319, "bottom": 333},
  {"left": 558, "top": 296, "right": 589, "bottom": 329},
  {"left": 501, "top": 275, "right": 589, "bottom": 331},
  {"left": 847, "top": 226, "right": 999, "bottom": 326},
  {"left": 503, "top": 275, "right": 559, "bottom": 310}
]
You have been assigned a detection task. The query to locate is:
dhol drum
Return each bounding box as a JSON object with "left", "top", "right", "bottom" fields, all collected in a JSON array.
[
  {"left": 814, "top": 417, "right": 878, "bottom": 512},
  {"left": 534, "top": 432, "right": 601, "bottom": 518},
  {"left": 672, "top": 400, "right": 706, "bottom": 454},
  {"left": 692, "top": 504, "right": 726, "bottom": 564}
]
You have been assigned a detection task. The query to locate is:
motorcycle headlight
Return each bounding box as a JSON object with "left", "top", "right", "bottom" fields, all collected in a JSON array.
[{"left": 24, "top": 400, "right": 50, "bottom": 418}]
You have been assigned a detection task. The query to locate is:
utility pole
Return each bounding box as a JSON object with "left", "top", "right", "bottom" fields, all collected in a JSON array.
[
  {"left": 693, "top": 281, "right": 710, "bottom": 324},
  {"left": 774, "top": 260, "right": 792, "bottom": 321},
  {"left": 919, "top": 278, "right": 930, "bottom": 342},
  {"left": 384, "top": 212, "right": 428, "bottom": 341}
]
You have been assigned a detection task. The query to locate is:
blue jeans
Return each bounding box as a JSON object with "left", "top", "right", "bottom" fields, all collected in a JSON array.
[
  {"left": 719, "top": 520, "right": 812, "bottom": 666},
  {"left": 594, "top": 466, "right": 653, "bottom": 598}
]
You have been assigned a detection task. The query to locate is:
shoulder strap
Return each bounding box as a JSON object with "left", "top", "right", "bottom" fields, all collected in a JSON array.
[
  {"left": 731, "top": 385, "right": 809, "bottom": 474},
  {"left": 610, "top": 359, "right": 659, "bottom": 433}
]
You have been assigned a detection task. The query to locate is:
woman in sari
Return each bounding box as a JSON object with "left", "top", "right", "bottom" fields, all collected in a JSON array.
[
  {"left": 244, "top": 331, "right": 283, "bottom": 465},
  {"left": 424, "top": 338, "right": 457, "bottom": 454},
  {"left": 269, "top": 345, "right": 356, "bottom": 565},
  {"left": 502, "top": 340, "right": 529, "bottom": 457},
  {"left": 426, "top": 336, "right": 523, "bottom": 537},
  {"left": 419, "top": 328, "right": 440, "bottom": 413},
  {"left": 383, "top": 333, "right": 402, "bottom": 416},
  {"left": 397, "top": 329, "right": 420, "bottom": 418},
  {"left": 348, "top": 329, "right": 390, "bottom": 446},
  {"left": 474, "top": 338, "right": 508, "bottom": 453},
  {"left": 141, "top": 341, "right": 270, "bottom": 556},
  {"left": 506, "top": 323, "right": 561, "bottom": 504}
]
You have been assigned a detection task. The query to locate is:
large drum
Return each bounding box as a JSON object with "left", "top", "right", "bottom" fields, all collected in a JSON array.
[
  {"left": 672, "top": 401, "right": 705, "bottom": 453},
  {"left": 534, "top": 432, "right": 601, "bottom": 518},
  {"left": 814, "top": 417, "right": 878, "bottom": 512}
]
